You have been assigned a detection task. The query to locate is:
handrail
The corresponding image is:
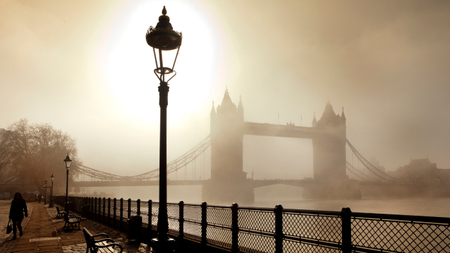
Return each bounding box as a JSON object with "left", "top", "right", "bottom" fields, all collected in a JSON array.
[{"left": 54, "top": 196, "right": 450, "bottom": 253}]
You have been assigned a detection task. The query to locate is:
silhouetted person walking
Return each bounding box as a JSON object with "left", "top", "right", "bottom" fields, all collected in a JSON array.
[{"left": 9, "top": 192, "right": 28, "bottom": 239}]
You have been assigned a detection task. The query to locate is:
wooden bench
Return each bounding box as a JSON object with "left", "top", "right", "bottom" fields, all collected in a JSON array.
[
  {"left": 63, "top": 213, "right": 81, "bottom": 230},
  {"left": 83, "top": 228, "right": 123, "bottom": 253},
  {"left": 56, "top": 206, "right": 66, "bottom": 219}
]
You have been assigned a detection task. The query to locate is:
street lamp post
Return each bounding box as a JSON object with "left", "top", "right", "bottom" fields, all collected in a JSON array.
[
  {"left": 145, "top": 6, "right": 182, "bottom": 253},
  {"left": 44, "top": 179, "right": 47, "bottom": 205},
  {"left": 64, "top": 155, "right": 72, "bottom": 215},
  {"left": 49, "top": 174, "right": 54, "bottom": 208}
]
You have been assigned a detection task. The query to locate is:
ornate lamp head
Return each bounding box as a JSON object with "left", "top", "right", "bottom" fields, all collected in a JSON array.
[
  {"left": 146, "top": 6, "right": 182, "bottom": 82},
  {"left": 64, "top": 154, "right": 72, "bottom": 169}
]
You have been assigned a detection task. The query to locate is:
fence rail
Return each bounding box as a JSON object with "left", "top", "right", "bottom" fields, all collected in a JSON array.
[{"left": 54, "top": 196, "right": 450, "bottom": 253}]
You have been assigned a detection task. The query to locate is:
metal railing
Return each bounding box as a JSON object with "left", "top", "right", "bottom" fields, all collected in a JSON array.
[{"left": 54, "top": 196, "right": 450, "bottom": 253}]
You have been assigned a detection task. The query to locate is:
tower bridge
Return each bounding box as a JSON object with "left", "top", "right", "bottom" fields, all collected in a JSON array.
[
  {"left": 206, "top": 90, "right": 347, "bottom": 203},
  {"left": 70, "top": 91, "right": 418, "bottom": 204}
]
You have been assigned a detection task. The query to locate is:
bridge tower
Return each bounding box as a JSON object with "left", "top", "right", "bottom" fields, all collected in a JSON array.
[
  {"left": 312, "top": 102, "right": 347, "bottom": 181},
  {"left": 306, "top": 102, "right": 359, "bottom": 199},
  {"left": 203, "top": 90, "right": 254, "bottom": 204}
]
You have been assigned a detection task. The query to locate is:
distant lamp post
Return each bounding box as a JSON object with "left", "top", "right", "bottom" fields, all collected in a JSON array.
[
  {"left": 44, "top": 179, "right": 48, "bottom": 205},
  {"left": 49, "top": 174, "right": 54, "bottom": 208},
  {"left": 145, "top": 6, "right": 182, "bottom": 252},
  {"left": 64, "top": 154, "right": 72, "bottom": 214}
]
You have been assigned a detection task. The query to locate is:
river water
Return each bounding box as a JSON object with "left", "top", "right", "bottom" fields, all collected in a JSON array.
[
  {"left": 254, "top": 198, "right": 450, "bottom": 217},
  {"left": 83, "top": 184, "right": 450, "bottom": 217}
]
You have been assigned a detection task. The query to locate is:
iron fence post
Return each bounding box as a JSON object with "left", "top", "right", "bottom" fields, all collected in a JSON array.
[
  {"left": 137, "top": 199, "right": 141, "bottom": 216},
  {"left": 91, "top": 198, "right": 94, "bottom": 221},
  {"left": 103, "top": 197, "right": 106, "bottom": 224},
  {"left": 108, "top": 198, "right": 111, "bottom": 226},
  {"left": 92, "top": 197, "right": 94, "bottom": 220},
  {"left": 120, "top": 198, "right": 124, "bottom": 232},
  {"left": 148, "top": 200, "right": 152, "bottom": 235},
  {"left": 179, "top": 201, "right": 184, "bottom": 240},
  {"left": 113, "top": 198, "right": 117, "bottom": 229},
  {"left": 97, "top": 197, "right": 100, "bottom": 222},
  {"left": 98, "top": 197, "right": 100, "bottom": 221},
  {"left": 100, "top": 198, "right": 103, "bottom": 223},
  {"left": 275, "top": 205, "right": 283, "bottom": 253},
  {"left": 94, "top": 197, "right": 98, "bottom": 221},
  {"left": 128, "top": 198, "right": 131, "bottom": 219},
  {"left": 341, "top": 207, "right": 352, "bottom": 253},
  {"left": 98, "top": 197, "right": 101, "bottom": 222},
  {"left": 232, "top": 203, "right": 239, "bottom": 253},
  {"left": 89, "top": 197, "right": 92, "bottom": 219},
  {"left": 201, "top": 202, "right": 207, "bottom": 248},
  {"left": 98, "top": 197, "right": 102, "bottom": 223}
]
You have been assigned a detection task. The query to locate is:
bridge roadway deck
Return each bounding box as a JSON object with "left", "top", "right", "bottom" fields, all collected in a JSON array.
[
  {"left": 244, "top": 122, "right": 319, "bottom": 138},
  {"left": 72, "top": 179, "right": 313, "bottom": 187}
]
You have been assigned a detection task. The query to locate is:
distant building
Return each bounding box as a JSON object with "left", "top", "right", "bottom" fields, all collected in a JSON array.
[{"left": 392, "top": 158, "right": 450, "bottom": 185}]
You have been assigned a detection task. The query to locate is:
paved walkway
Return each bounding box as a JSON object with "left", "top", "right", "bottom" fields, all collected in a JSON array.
[{"left": 0, "top": 203, "right": 149, "bottom": 253}]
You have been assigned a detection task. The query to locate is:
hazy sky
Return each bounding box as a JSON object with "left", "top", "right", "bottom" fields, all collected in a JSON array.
[{"left": 1, "top": 0, "right": 450, "bottom": 181}]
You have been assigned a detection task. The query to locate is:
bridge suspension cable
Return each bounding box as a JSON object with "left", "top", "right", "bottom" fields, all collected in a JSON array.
[
  {"left": 75, "top": 164, "right": 124, "bottom": 181},
  {"left": 346, "top": 139, "right": 398, "bottom": 182},
  {"left": 74, "top": 135, "right": 211, "bottom": 182},
  {"left": 346, "top": 162, "right": 378, "bottom": 181},
  {"left": 130, "top": 135, "right": 211, "bottom": 180}
]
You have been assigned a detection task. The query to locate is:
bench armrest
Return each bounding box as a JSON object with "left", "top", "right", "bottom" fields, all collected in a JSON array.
[{"left": 91, "top": 233, "right": 110, "bottom": 239}]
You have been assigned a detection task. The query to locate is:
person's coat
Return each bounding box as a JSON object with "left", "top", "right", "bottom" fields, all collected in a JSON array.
[{"left": 9, "top": 199, "right": 28, "bottom": 221}]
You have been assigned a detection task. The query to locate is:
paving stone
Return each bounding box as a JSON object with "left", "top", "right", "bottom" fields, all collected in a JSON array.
[{"left": 0, "top": 203, "right": 148, "bottom": 253}]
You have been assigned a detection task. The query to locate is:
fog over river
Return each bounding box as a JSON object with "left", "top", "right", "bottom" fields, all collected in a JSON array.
[{"left": 79, "top": 185, "right": 450, "bottom": 217}]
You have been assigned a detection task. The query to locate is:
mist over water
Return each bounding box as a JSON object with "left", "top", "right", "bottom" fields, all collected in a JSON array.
[
  {"left": 84, "top": 186, "right": 202, "bottom": 204},
  {"left": 254, "top": 185, "right": 450, "bottom": 217},
  {"left": 81, "top": 184, "right": 450, "bottom": 217}
]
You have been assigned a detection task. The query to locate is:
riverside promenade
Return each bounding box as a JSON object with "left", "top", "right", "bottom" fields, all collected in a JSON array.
[{"left": 0, "top": 202, "right": 146, "bottom": 253}]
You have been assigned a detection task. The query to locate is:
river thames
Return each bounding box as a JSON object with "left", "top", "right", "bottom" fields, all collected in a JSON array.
[{"left": 82, "top": 185, "right": 450, "bottom": 217}]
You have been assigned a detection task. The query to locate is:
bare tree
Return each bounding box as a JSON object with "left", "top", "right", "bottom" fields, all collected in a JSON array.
[{"left": 0, "top": 119, "right": 80, "bottom": 192}]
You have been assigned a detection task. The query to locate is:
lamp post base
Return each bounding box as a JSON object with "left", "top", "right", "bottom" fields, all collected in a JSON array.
[{"left": 151, "top": 237, "right": 176, "bottom": 253}]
